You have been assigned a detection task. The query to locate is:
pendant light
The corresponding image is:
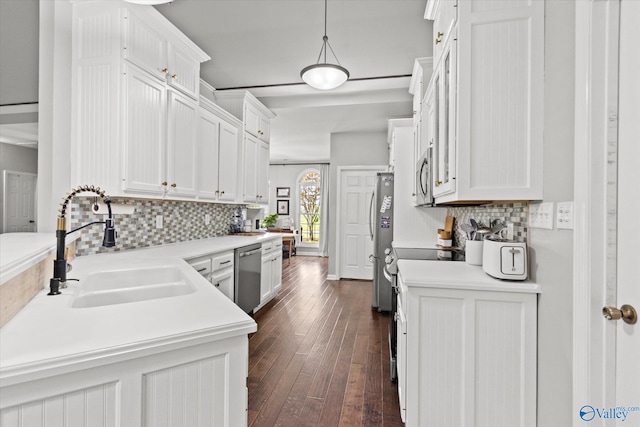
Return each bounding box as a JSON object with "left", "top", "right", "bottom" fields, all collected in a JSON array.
[{"left": 300, "top": 0, "right": 350, "bottom": 90}]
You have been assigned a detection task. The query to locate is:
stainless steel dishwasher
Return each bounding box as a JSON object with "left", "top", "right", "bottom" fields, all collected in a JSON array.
[{"left": 234, "top": 243, "right": 262, "bottom": 314}]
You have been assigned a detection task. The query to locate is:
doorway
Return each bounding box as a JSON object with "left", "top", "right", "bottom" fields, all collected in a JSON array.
[
  {"left": 2, "top": 170, "right": 37, "bottom": 233},
  {"left": 336, "top": 166, "right": 386, "bottom": 280}
]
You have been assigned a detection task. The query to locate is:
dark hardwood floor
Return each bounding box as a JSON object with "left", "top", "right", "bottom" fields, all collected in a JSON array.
[{"left": 248, "top": 256, "right": 404, "bottom": 427}]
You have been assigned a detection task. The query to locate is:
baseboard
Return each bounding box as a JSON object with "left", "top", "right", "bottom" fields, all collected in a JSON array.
[{"left": 326, "top": 274, "right": 339, "bottom": 281}]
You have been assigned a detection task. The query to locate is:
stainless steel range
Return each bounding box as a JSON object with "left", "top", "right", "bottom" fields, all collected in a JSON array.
[{"left": 385, "top": 247, "right": 459, "bottom": 382}]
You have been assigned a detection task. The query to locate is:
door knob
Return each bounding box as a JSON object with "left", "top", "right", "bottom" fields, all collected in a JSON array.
[{"left": 602, "top": 304, "right": 637, "bottom": 325}]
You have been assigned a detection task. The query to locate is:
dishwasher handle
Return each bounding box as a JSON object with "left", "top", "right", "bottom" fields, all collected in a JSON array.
[{"left": 239, "top": 248, "right": 262, "bottom": 257}]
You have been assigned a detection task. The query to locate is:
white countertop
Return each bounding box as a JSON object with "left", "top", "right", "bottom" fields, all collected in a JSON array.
[
  {"left": 0, "top": 234, "right": 281, "bottom": 386},
  {"left": 397, "top": 259, "right": 540, "bottom": 293},
  {"left": 0, "top": 233, "right": 80, "bottom": 284}
]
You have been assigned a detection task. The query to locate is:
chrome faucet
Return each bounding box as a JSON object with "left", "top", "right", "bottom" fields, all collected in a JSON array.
[{"left": 48, "top": 185, "right": 116, "bottom": 295}]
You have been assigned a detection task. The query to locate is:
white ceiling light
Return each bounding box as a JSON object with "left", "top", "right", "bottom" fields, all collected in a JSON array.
[{"left": 300, "top": 0, "right": 350, "bottom": 90}]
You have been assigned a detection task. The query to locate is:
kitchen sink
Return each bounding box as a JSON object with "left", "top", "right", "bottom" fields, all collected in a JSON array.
[{"left": 72, "top": 266, "right": 196, "bottom": 308}]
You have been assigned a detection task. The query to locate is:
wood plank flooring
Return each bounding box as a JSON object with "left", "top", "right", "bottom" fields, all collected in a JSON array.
[{"left": 248, "top": 256, "right": 404, "bottom": 427}]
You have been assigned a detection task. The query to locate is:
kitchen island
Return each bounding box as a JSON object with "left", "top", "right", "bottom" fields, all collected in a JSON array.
[{"left": 0, "top": 233, "right": 281, "bottom": 426}]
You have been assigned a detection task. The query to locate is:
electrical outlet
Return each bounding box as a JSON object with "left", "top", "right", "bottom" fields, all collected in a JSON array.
[
  {"left": 556, "top": 201, "right": 574, "bottom": 229},
  {"left": 155, "top": 215, "right": 163, "bottom": 229},
  {"left": 506, "top": 223, "right": 514, "bottom": 240},
  {"left": 529, "top": 202, "right": 554, "bottom": 229},
  {"left": 205, "top": 214, "right": 211, "bottom": 225}
]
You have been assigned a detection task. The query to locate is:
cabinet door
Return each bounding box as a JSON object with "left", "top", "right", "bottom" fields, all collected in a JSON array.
[
  {"left": 167, "top": 91, "right": 198, "bottom": 197},
  {"left": 260, "top": 254, "right": 272, "bottom": 303},
  {"left": 167, "top": 43, "right": 200, "bottom": 99},
  {"left": 218, "top": 121, "right": 239, "bottom": 202},
  {"left": 212, "top": 268, "right": 234, "bottom": 301},
  {"left": 123, "top": 9, "right": 167, "bottom": 81},
  {"left": 433, "top": 35, "right": 457, "bottom": 197},
  {"left": 197, "top": 109, "right": 220, "bottom": 200},
  {"left": 242, "top": 134, "right": 258, "bottom": 203},
  {"left": 244, "top": 103, "right": 260, "bottom": 138},
  {"left": 397, "top": 296, "right": 407, "bottom": 423},
  {"left": 271, "top": 248, "right": 282, "bottom": 294},
  {"left": 123, "top": 65, "right": 166, "bottom": 194},
  {"left": 432, "top": 0, "right": 458, "bottom": 64},
  {"left": 257, "top": 140, "right": 270, "bottom": 203},
  {"left": 258, "top": 114, "right": 270, "bottom": 142}
]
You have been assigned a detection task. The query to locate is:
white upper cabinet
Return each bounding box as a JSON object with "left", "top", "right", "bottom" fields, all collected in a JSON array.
[
  {"left": 424, "top": 0, "right": 544, "bottom": 203},
  {"left": 197, "top": 98, "right": 242, "bottom": 202},
  {"left": 124, "top": 8, "right": 201, "bottom": 99},
  {"left": 71, "top": 1, "right": 210, "bottom": 200},
  {"left": 215, "top": 91, "right": 275, "bottom": 204}
]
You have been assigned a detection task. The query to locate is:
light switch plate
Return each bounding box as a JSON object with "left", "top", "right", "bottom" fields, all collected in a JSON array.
[
  {"left": 529, "top": 202, "right": 554, "bottom": 229},
  {"left": 556, "top": 202, "right": 574, "bottom": 229}
]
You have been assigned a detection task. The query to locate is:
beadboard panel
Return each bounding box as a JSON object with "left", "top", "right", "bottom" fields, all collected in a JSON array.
[
  {"left": 123, "top": 9, "right": 166, "bottom": 81},
  {"left": 417, "top": 295, "right": 466, "bottom": 427},
  {"left": 469, "top": 18, "right": 531, "bottom": 190},
  {"left": 76, "top": 8, "right": 115, "bottom": 60},
  {"left": 167, "top": 92, "right": 198, "bottom": 196},
  {"left": 475, "top": 299, "right": 525, "bottom": 427},
  {"left": 0, "top": 382, "right": 118, "bottom": 427},
  {"left": 143, "top": 355, "right": 229, "bottom": 427},
  {"left": 471, "top": 0, "right": 531, "bottom": 13}
]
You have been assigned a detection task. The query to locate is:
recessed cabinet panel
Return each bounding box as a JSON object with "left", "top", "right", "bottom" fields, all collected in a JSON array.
[
  {"left": 242, "top": 134, "right": 259, "bottom": 203},
  {"left": 168, "top": 44, "right": 200, "bottom": 99},
  {"left": 218, "top": 122, "right": 239, "bottom": 201},
  {"left": 123, "top": 65, "right": 166, "bottom": 194},
  {"left": 257, "top": 140, "right": 270, "bottom": 203},
  {"left": 244, "top": 103, "right": 260, "bottom": 138},
  {"left": 167, "top": 91, "right": 198, "bottom": 196},
  {"left": 197, "top": 109, "right": 221, "bottom": 200},
  {"left": 123, "top": 9, "right": 166, "bottom": 81}
]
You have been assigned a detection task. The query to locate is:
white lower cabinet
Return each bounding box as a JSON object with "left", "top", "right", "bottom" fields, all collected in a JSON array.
[
  {"left": 187, "top": 251, "right": 234, "bottom": 301},
  {"left": 0, "top": 336, "right": 250, "bottom": 427},
  {"left": 399, "top": 275, "right": 537, "bottom": 427},
  {"left": 257, "top": 240, "right": 283, "bottom": 311}
]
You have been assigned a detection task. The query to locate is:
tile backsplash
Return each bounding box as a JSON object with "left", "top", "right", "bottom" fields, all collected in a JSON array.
[
  {"left": 447, "top": 202, "right": 529, "bottom": 248},
  {"left": 70, "top": 198, "right": 242, "bottom": 256}
]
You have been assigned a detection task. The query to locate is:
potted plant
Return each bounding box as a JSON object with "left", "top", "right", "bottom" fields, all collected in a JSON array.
[{"left": 261, "top": 213, "right": 278, "bottom": 229}]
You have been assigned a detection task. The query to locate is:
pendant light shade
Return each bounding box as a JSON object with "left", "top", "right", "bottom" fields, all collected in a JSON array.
[
  {"left": 300, "top": 0, "right": 349, "bottom": 90},
  {"left": 124, "top": 0, "right": 173, "bottom": 4}
]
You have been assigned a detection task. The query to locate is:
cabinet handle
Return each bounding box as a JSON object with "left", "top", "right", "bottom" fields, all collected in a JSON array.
[
  {"left": 435, "top": 180, "right": 442, "bottom": 186},
  {"left": 171, "top": 74, "right": 177, "bottom": 79},
  {"left": 220, "top": 260, "right": 231, "bottom": 265},
  {"left": 215, "top": 190, "right": 219, "bottom": 194},
  {"left": 220, "top": 190, "right": 225, "bottom": 194},
  {"left": 412, "top": 193, "right": 416, "bottom": 196},
  {"left": 162, "top": 68, "right": 169, "bottom": 74},
  {"left": 435, "top": 38, "right": 442, "bottom": 44},
  {"left": 214, "top": 283, "right": 220, "bottom": 287},
  {"left": 171, "top": 183, "right": 177, "bottom": 188},
  {"left": 196, "top": 267, "right": 207, "bottom": 273},
  {"left": 161, "top": 181, "right": 168, "bottom": 186},
  {"left": 437, "top": 32, "right": 444, "bottom": 38}
]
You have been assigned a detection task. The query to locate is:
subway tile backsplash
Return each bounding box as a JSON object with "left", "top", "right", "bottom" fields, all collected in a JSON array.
[
  {"left": 447, "top": 202, "right": 528, "bottom": 248},
  {"left": 70, "top": 198, "right": 242, "bottom": 256}
]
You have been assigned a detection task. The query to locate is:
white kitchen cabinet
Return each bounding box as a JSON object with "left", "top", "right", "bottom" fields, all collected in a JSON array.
[
  {"left": 0, "top": 336, "right": 250, "bottom": 427},
  {"left": 256, "top": 239, "right": 283, "bottom": 311},
  {"left": 124, "top": 7, "right": 200, "bottom": 99},
  {"left": 257, "top": 140, "right": 270, "bottom": 203},
  {"left": 424, "top": 0, "right": 544, "bottom": 203},
  {"left": 398, "top": 267, "right": 538, "bottom": 427},
  {"left": 244, "top": 101, "right": 271, "bottom": 142},
  {"left": 396, "top": 289, "right": 408, "bottom": 423},
  {"left": 242, "top": 133, "right": 259, "bottom": 204},
  {"left": 71, "top": 1, "right": 209, "bottom": 199},
  {"left": 197, "top": 99, "right": 241, "bottom": 202},
  {"left": 211, "top": 251, "right": 234, "bottom": 301}
]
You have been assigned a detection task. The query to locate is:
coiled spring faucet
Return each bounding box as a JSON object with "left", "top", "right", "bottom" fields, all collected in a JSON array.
[{"left": 49, "top": 185, "right": 116, "bottom": 295}]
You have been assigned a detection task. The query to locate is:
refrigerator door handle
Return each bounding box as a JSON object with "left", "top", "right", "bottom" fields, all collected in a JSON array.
[{"left": 369, "top": 190, "right": 375, "bottom": 241}]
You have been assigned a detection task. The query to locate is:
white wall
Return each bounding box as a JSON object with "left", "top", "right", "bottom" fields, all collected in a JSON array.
[
  {"left": 531, "top": 2, "right": 575, "bottom": 425},
  {"left": 328, "top": 131, "right": 389, "bottom": 277},
  {"left": 268, "top": 163, "right": 324, "bottom": 230},
  {"left": 0, "top": 143, "right": 38, "bottom": 233}
]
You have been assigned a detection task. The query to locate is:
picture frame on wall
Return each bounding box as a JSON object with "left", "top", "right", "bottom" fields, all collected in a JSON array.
[
  {"left": 277, "top": 199, "right": 290, "bottom": 216},
  {"left": 276, "top": 187, "right": 290, "bottom": 198}
]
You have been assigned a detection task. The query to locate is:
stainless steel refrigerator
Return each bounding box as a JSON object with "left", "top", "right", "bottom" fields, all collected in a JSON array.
[{"left": 369, "top": 172, "right": 394, "bottom": 312}]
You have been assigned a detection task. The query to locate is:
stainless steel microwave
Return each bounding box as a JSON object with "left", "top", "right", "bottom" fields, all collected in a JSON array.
[{"left": 415, "top": 147, "right": 434, "bottom": 206}]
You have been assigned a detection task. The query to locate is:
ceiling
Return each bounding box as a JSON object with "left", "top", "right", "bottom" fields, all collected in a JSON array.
[{"left": 0, "top": 0, "right": 433, "bottom": 161}]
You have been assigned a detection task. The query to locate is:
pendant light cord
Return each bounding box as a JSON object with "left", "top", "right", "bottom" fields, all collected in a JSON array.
[{"left": 315, "top": 0, "right": 343, "bottom": 66}]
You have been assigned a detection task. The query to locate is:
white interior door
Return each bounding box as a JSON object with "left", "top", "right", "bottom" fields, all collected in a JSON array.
[
  {"left": 614, "top": 2, "right": 639, "bottom": 421},
  {"left": 339, "top": 169, "right": 378, "bottom": 280},
  {"left": 3, "top": 171, "right": 37, "bottom": 233}
]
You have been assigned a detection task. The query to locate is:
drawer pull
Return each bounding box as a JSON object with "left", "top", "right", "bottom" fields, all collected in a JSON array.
[
  {"left": 196, "top": 267, "right": 207, "bottom": 273},
  {"left": 220, "top": 260, "right": 231, "bottom": 265}
]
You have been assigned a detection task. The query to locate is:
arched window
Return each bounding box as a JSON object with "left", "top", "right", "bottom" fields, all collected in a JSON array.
[{"left": 298, "top": 169, "right": 321, "bottom": 247}]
